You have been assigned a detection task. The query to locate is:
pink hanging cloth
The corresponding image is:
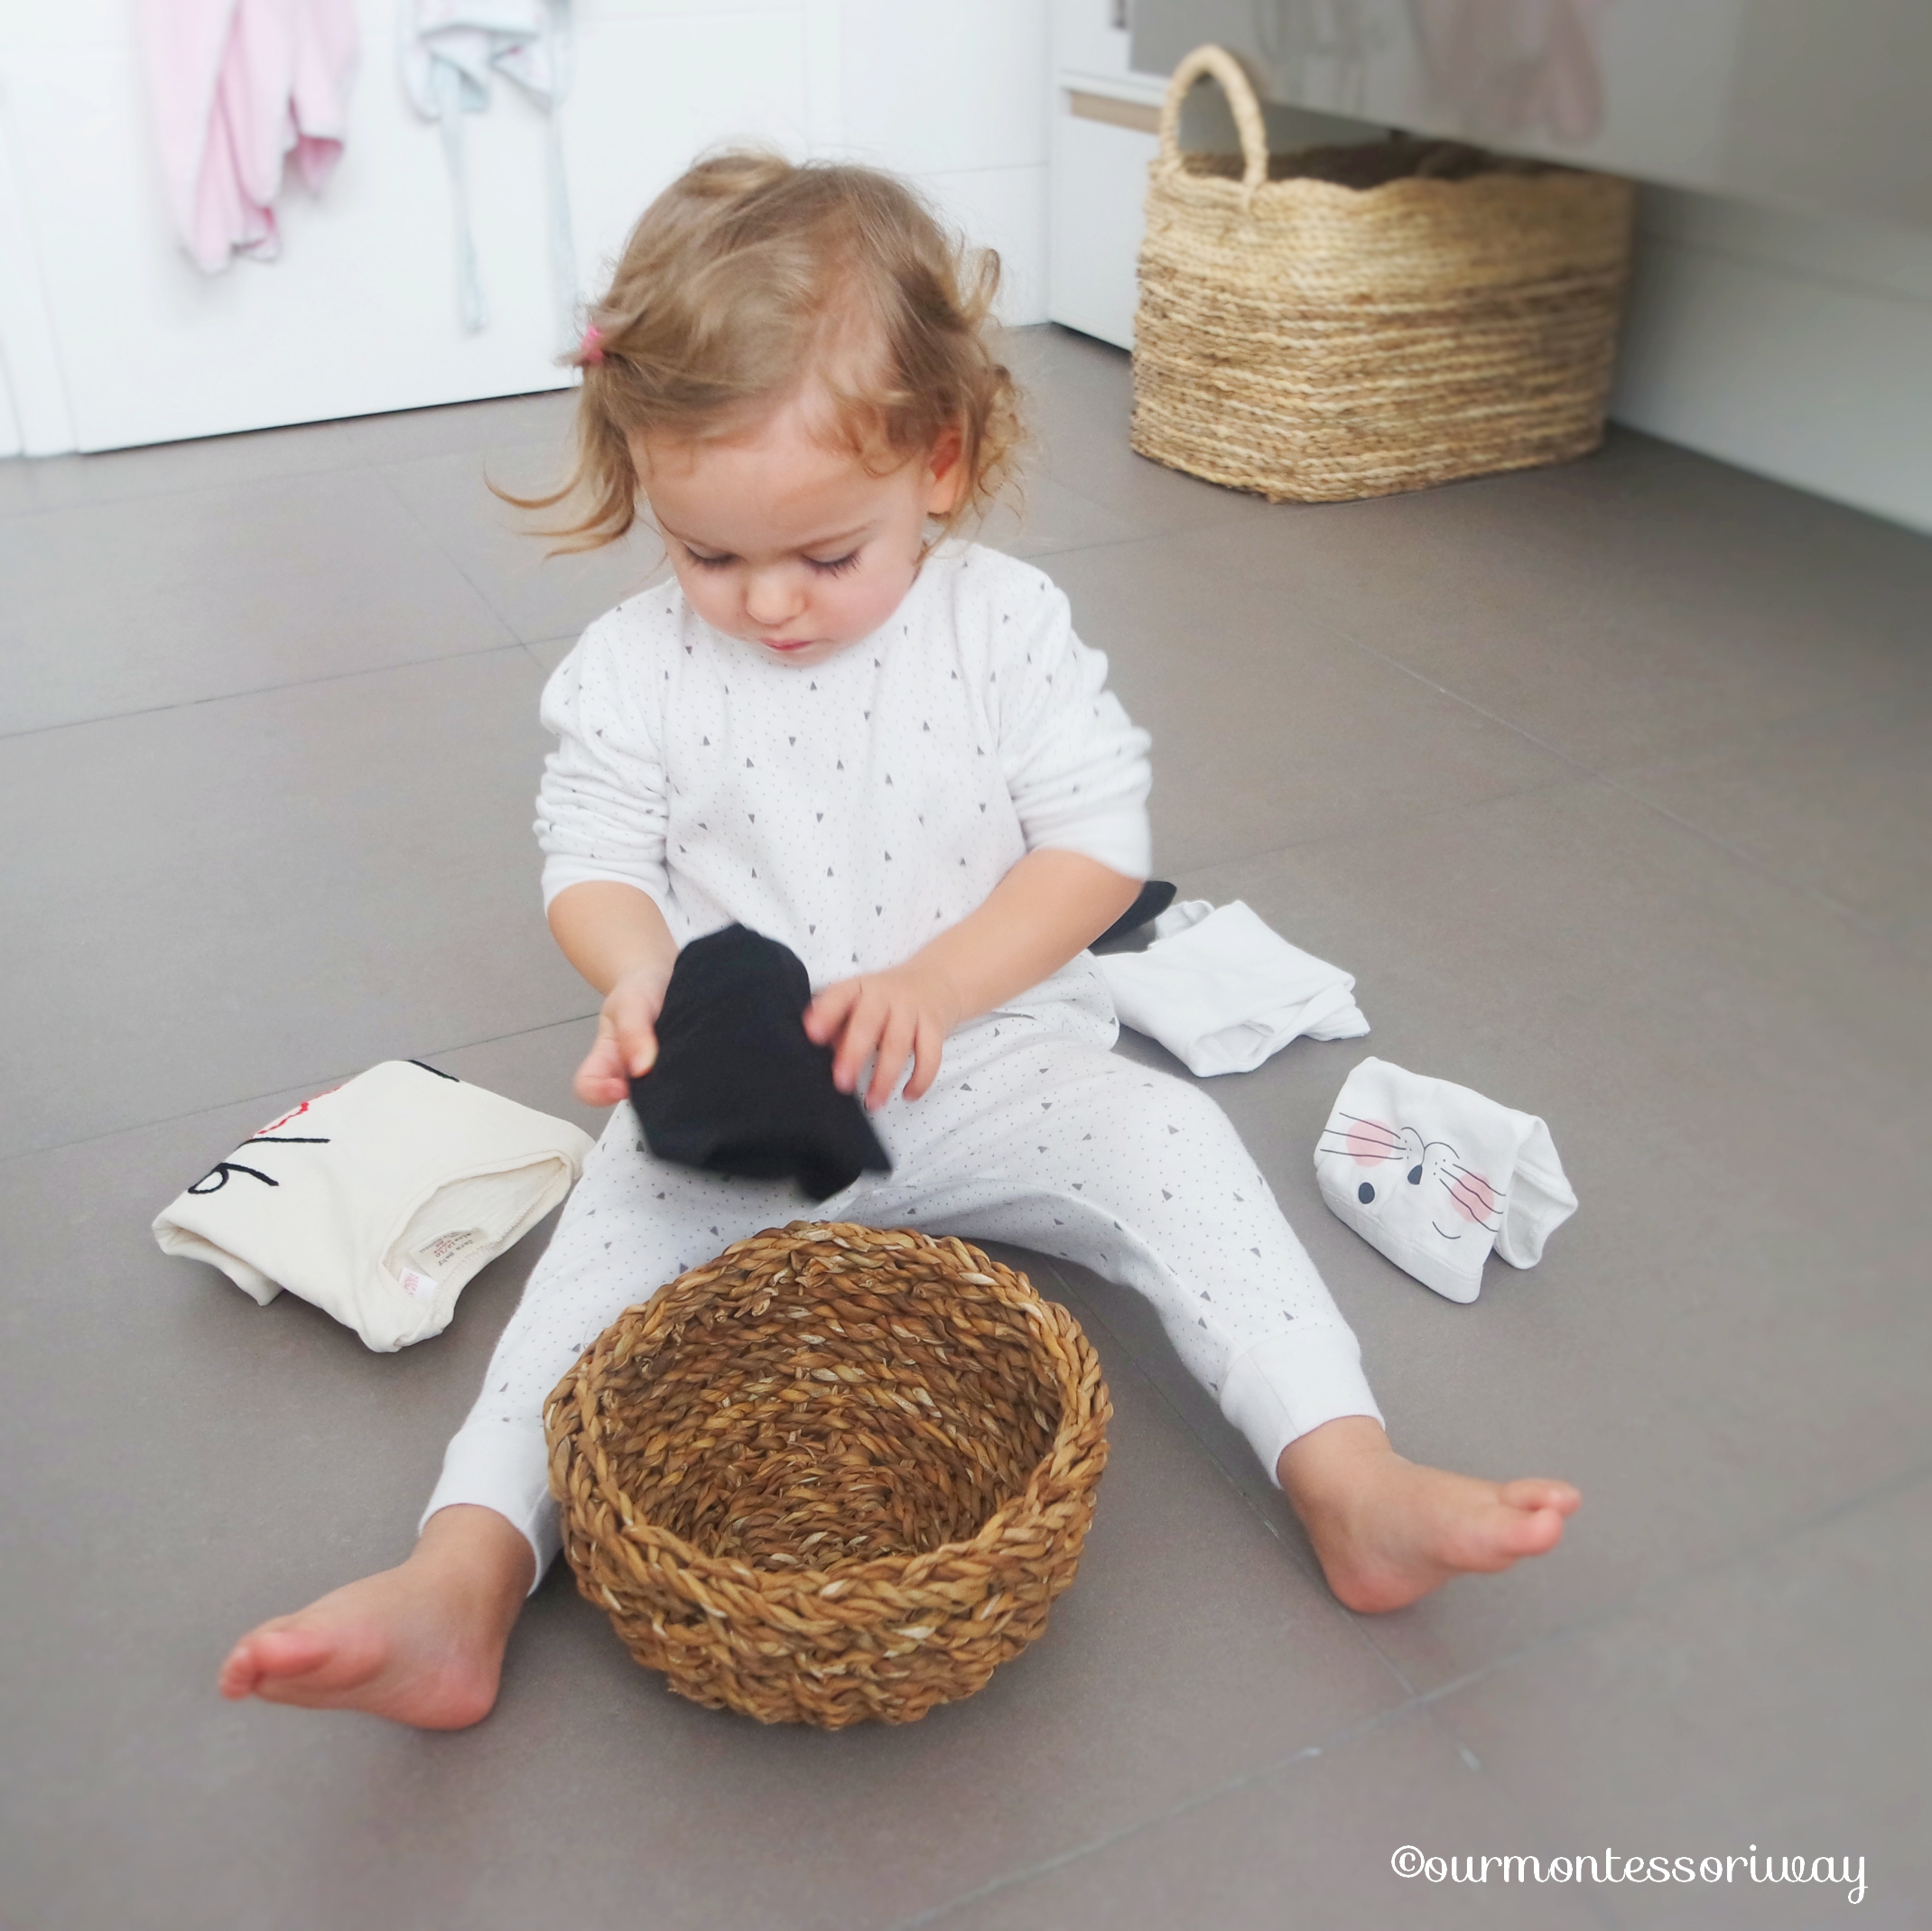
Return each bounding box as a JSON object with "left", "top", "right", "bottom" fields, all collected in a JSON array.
[{"left": 137, "top": 0, "right": 361, "bottom": 273}]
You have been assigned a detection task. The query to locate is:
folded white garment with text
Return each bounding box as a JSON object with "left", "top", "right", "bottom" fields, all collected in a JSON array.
[
  {"left": 1094, "top": 899, "right": 1370, "bottom": 1076},
  {"left": 153, "top": 1060, "right": 594, "bottom": 1351},
  {"left": 1314, "top": 1056, "right": 1578, "bottom": 1303}
]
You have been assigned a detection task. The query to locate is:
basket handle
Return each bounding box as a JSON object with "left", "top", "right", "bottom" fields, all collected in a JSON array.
[{"left": 1158, "top": 43, "right": 1269, "bottom": 198}]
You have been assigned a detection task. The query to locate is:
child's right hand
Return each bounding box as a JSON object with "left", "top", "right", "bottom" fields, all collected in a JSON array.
[{"left": 573, "top": 962, "right": 672, "bottom": 1107}]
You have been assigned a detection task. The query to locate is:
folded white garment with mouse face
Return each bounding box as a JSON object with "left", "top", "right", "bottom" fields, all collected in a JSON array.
[
  {"left": 153, "top": 1060, "right": 595, "bottom": 1351},
  {"left": 1314, "top": 1056, "right": 1577, "bottom": 1303},
  {"left": 1094, "top": 899, "right": 1370, "bottom": 1076}
]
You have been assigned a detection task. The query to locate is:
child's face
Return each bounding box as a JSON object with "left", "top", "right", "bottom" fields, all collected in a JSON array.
[{"left": 634, "top": 397, "right": 961, "bottom": 669}]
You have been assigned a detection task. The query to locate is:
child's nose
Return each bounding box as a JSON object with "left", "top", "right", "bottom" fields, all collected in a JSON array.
[{"left": 743, "top": 571, "right": 803, "bottom": 627}]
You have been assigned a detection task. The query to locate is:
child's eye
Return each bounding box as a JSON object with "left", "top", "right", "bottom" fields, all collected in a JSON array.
[
  {"left": 683, "top": 547, "right": 736, "bottom": 571},
  {"left": 805, "top": 551, "right": 861, "bottom": 577}
]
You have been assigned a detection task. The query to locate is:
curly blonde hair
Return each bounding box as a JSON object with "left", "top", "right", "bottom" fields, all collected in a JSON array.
[{"left": 506, "top": 152, "right": 1024, "bottom": 552}]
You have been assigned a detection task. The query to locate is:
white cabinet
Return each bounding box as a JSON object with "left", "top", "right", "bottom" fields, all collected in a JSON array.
[{"left": 1047, "top": 1, "right": 1159, "bottom": 348}]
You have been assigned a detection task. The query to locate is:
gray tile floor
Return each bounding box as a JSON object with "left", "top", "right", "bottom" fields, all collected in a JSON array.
[{"left": 4, "top": 327, "right": 1927, "bottom": 1930}]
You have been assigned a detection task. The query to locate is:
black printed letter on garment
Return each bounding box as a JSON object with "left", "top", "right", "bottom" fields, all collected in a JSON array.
[{"left": 629, "top": 926, "right": 891, "bottom": 1202}]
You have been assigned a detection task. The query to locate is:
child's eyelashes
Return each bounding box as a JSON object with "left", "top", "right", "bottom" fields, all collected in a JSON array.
[{"left": 678, "top": 546, "right": 861, "bottom": 576}]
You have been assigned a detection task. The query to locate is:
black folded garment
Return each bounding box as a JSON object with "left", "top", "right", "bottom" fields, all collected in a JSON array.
[
  {"left": 629, "top": 925, "right": 891, "bottom": 1202},
  {"left": 1095, "top": 878, "right": 1176, "bottom": 948}
]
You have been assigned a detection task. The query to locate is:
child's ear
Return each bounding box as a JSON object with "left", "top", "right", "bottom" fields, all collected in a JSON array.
[{"left": 924, "top": 426, "right": 965, "bottom": 515}]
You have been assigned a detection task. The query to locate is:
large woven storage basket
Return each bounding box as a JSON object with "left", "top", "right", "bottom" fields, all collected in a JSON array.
[
  {"left": 1133, "top": 44, "right": 1635, "bottom": 502},
  {"left": 545, "top": 1221, "right": 1110, "bottom": 1728}
]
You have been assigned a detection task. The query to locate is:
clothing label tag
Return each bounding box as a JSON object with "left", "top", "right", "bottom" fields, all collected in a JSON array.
[
  {"left": 397, "top": 1267, "right": 438, "bottom": 1304},
  {"left": 421, "top": 1229, "right": 482, "bottom": 1267}
]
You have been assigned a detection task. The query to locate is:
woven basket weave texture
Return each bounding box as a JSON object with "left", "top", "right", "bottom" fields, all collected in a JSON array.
[
  {"left": 545, "top": 1221, "right": 1111, "bottom": 1727},
  {"left": 1133, "top": 44, "right": 1635, "bottom": 503}
]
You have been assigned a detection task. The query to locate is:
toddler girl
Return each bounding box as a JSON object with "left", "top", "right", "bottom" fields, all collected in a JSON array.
[{"left": 221, "top": 154, "right": 1578, "bottom": 1728}]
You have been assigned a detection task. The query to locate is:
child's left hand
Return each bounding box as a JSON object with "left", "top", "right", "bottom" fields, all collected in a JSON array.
[{"left": 804, "top": 962, "right": 963, "bottom": 1109}]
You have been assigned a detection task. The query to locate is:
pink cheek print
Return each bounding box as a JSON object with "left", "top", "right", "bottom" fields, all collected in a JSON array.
[
  {"left": 1314, "top": 1115, "right": 1415, "bottom": 1209},
  {"left": 1444, "top": 1166, "right": 1500, "bottom": 1224},
  {"left": 1344, "top": 1119, "right": 1401, "bottom": 1165}
]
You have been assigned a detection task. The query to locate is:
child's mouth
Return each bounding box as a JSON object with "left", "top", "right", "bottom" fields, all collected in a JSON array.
[{"left": 760, "top": 637, "right": 816, "bottom": 654}]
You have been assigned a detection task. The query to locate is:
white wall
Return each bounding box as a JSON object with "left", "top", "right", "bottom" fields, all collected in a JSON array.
[
  {"left": 1610, "top": 187, "right": 1932, "bottom": 534},
  {"left": 0, "top": 1, "right": 1050, "bottom": 455},
  {"left": 837, "top": 2, "right": 1048, "bottom": 323}
]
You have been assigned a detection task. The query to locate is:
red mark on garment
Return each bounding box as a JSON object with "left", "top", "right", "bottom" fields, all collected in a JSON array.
[{"left": 257, "top": 1087, "right": 342, "bottom": 1136}]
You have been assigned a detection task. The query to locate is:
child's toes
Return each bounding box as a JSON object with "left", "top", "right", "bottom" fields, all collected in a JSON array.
[
  {"left": 217, "top": 1644, "right": 262, "bottom": 1699},
  {"left": 256, "top": 1627, "right": 339, "bottom": 1676},
  {"left": 1501, "top": 1477, "right": 1582, "bottom": 1516},
  {"left": 221, "top": 1623, "right": 339, "bottom": 1697},
  {"left": 1495, "top": 1500, "right": 1569, "bottom": 1560}
]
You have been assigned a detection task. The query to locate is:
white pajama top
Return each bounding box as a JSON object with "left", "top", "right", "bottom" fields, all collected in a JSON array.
[
  {"left": 534, "top": 541, "right": 1154, "bottom": 985},
  {"left": 425, "top": 541, "right": 1382, "bottom": 1576}
]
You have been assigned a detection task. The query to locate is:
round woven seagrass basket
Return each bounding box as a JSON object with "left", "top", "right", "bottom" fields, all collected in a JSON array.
[
  {"left": 1133, "top": 44, "right": 1635, "bottom": 503},
  {"left": 544, "top": 1221, "right": 1111, "bottom": 1728}
]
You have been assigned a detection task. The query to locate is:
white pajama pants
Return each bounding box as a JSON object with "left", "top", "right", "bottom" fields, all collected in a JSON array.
[{"left": 425, "top": 980, "right": 1382, "bottom": 1577}]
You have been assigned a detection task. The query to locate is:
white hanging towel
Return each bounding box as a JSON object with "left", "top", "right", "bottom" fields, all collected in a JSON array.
[
  {"left": 136, "top": 0, "right": 360, "bottom": 274},
  {"left": 400, "top": 0, "right": 577, "bottom": 339},
  {"left": 153, "top": 1060, "right": 594, "bottom": 1352},
  {"left": 1314, "top": 1056, "right": 1578, "bottom": 1304},
  {"left": 1094, "top": 899, "right": 1370, "bottom": 1076}
]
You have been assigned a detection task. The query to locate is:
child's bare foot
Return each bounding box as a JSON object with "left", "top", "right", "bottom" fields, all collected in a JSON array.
[
  {"left": 218, "top": 1505, "right": 534, "bottom": 1729},
  {"left": 1277, "top": 1416, "right": 1580, "bottom": 1614}
]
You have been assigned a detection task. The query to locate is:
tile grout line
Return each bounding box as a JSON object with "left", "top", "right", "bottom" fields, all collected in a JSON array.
[
  {"left": 1306, "top": 608, "right": 1605, "bottom": 779},
  {"left": 1286, "top": 595, "right": 1932, "bottom": 973},
  {"left": 0, "top": 394, "right": 578, "bottom": 524},
  {"left": 0, "top": 1008, "right": 602, "bottom": 1171},
  {"left": 0, "top": 639, "right": 539, "bottom": 747},
  {"left": 1411, "top": 1448, "right": 1932, "bottom": 1718},
  {"left": 887, "top": 1451, "right": 1932, "bottom": 1931},
  {"left": 1036, "top": 1271, "right": 1932, "bottom": 1855},
  {"left": 1406, "top": 1457, "right": 1932, "bottom": 1931},
  {"left": 1406, "top": 1701, "right": 1625, "bottom": 1931},
  {"left": 1154, "top": 764, "right": 1593, "bottom": 885},
  {"left": 368, "top": 463, "right": 529, "bottom": 649},
  {"left": 0, "top": 448, "right": 404, "bottom": 524},
  {"left": 1035, "top": 1254, "right": 1428, "bottom": 1704},
  {"left": 1593, "top": 771, "right": 1932, "bottom": 974},
  {"left": 887, "top": 1697, "right": 1431, "bottom": 1931}
]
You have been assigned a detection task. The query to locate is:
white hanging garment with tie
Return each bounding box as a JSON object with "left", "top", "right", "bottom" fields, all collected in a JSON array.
[{"left": 400, "top": 0, "right": 577, "bottom": 342}]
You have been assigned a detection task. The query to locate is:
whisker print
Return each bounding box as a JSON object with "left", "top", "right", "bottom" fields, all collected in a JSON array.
[
  {"left": 1437, "top": 1174, "right": 1502, "bottom": 1229},
  {"left": 1443, "top": 1170, "right": 1500, "bottom": 1213},
  {"left": 1318, "top": 1137, "right": 1398, "bottom": 1165},
  {"left": 1327, "top": 1113, "right": 1408, "bottom": 1166}
]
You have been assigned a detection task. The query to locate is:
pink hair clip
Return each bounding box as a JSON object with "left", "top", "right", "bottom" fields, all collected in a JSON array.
[{"left": 579, "top": 323, "right": 605, "bottom": 367}]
